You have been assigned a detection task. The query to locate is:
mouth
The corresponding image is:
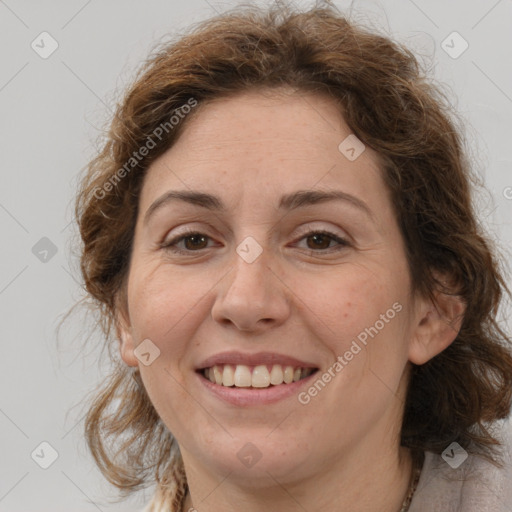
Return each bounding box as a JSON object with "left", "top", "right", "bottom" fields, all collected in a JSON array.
[
  {"left": 195, "top": 351, "right": 320, "bottom": 405},
  {"left": 199, "top": 364, "right": 318, "bottom": 388}
]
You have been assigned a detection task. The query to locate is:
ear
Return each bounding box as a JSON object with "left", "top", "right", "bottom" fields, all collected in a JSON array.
[
  {"left": 408, "top": 284, "right": 466, "bottom": 365},
  {"left": 114, "top": 296, "right": 139, "bottom": 368}
]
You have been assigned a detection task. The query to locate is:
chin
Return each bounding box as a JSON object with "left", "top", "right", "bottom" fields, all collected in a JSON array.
[{"left": 188, "top": 433, "right": 316, "bottom": 486}]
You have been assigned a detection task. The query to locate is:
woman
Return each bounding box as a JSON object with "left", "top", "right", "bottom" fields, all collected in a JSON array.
[{"left": 75, "top": 3, "right": 512, "bottom": 511}]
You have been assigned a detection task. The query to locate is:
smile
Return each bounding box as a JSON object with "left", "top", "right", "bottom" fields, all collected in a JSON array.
[{"left": 202, "top": 364, "right": 317, "bottom": 388}]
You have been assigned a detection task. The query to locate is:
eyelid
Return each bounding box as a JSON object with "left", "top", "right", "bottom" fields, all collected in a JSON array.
[
  {"left": 290, "top": 229, "right": 350, "bottom": 253},
  {"left": 293, "top": 222, "right": 347, "bottom": 239},
  {"left": 160, "top": 228, "right": 215, "bottom": 251},
  {"left": 160, "top": 222, "right": 218, "bottom": 244},
  {"left": 291, "top": 222, "right": 352, "bottom": 246}
]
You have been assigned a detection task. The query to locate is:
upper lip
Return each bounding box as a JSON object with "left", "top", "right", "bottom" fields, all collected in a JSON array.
[{"left": 196, "top": 351, "right": 318, "bottom": 370}]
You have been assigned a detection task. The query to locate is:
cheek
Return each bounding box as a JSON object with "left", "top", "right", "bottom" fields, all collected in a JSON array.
[
  {"left": 293, "top": 264, "right": 411, "bottom": 398},
  {"left": 125, "top": 267, "right": 216, "bottom": 439},
  {"left": 127, "top": 265, "right": 215, "bottom": 355},
  {"left": 294, "top": 267, "right": 403, "bottom": 346}
]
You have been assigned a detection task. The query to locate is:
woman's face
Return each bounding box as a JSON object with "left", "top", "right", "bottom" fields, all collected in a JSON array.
[{"left": 118, "top": 89, "right": 427, "bottom": 485}]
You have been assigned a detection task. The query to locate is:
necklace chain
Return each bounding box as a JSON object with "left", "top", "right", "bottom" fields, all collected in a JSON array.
[{"left": 399, "top": 461, "right": 422, "bottom": 512}]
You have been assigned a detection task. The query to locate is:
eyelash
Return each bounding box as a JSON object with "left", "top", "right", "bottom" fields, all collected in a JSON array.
[{"left": 160, "top": 229, "right": 349, "bottom": 255}]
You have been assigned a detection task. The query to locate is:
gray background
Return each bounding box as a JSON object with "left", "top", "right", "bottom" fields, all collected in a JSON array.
[{"left": 0, "top": 0, "right": 511, "bottom": 510}]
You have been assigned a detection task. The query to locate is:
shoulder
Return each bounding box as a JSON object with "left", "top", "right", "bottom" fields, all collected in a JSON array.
[{"left": 409, "top": 417, "right": 512, "bottom": 512}]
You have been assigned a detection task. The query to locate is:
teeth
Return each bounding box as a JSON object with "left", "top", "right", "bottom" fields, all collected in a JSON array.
[
  {"left": 203, "top": 364, "right": 315, "bottom": 388},
  {"left": 269, "top": 364, "right": 284, "bottom": 385},
  {"left": 222, "top": 364, "right": 235, "bottom": 387},
  {"left": 213, "top": 366, "right": 223, "bottom": 385},
  {"left": 234, "top": 365, "right": 252, "bottom": 387},
  {"left": 252, "top": 365, "right": 270, "bottom": 388},
  {"left": 283, "top": 366, "right": 294, "bottom": 384}
]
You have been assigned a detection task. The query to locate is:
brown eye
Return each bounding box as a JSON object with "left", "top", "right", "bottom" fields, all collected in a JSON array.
[
  {"left": 161, "top": 232, "right": 213, "bottom": 254},
  {"left": 182, "top": 234, "right": 209, "bottom": 250},
  {"left": 294, "top": 230, "right": 349, "bottom": 254},
  {"left": 306, "top": 233, "right": 333, "bottom": 250}
]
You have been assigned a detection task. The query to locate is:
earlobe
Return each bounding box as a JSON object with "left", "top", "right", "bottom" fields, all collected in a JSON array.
[
  {"left": 408, "top": 290, "right": 466, "bottom": 365},
  {"left": 115, "top": 309, "right": 139, "bottom": 368},
  {"left": 119, "top": 331, "right": 139, "bottom": 367}
]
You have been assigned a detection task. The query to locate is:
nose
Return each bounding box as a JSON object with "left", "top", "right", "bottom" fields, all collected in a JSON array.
[{"left": 211, "top": 245, "right": 291, "bottom": 333}]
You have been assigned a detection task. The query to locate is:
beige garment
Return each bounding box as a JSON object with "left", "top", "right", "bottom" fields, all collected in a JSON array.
[{"left": 409, "top": 418, "right": 512, "bottom": 511}]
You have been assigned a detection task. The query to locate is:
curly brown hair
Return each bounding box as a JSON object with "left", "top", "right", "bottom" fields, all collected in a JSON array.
[{"left": 74, "top": 1, "right": 512, "bottom": 505}]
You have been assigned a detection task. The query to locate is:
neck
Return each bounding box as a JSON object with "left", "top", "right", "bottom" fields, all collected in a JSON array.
[{"left": 181, "top": 444, "right": 413, "bottom": 512}]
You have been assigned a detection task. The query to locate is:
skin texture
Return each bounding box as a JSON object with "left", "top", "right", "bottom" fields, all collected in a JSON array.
[{"left": 117, "top": 88, "right": 464, "bottom": 512}]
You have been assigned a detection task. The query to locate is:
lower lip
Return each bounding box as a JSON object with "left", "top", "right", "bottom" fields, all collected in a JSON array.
[{"left": 196, "top": 371, "right": 318, "bottom": 406}]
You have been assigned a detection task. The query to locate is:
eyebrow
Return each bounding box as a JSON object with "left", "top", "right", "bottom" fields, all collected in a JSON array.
[{"left": 143, "top": 189, "right": 374, "bottom": 225}]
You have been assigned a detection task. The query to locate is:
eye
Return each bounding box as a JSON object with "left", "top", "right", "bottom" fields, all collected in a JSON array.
[
  {"left": 160, "top": 231, "right": 214, "bottom": 254},
  {"left": 294, "top": 230, "right": 349, "bottom": 253},
  {"left": 160, "top": 229, "right": 350, "bottom": 256}
]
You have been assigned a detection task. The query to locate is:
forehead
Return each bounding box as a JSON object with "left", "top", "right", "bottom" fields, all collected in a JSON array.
[{"left": 140, "top": 89, "right": 387, "bottom": 211}]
